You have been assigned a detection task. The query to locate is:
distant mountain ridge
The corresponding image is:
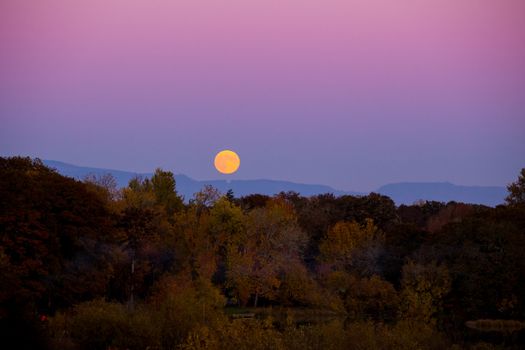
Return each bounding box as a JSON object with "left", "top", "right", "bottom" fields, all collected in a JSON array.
[
  {"left": 43, "top": 160, "right": 358, "bottom": 200},
  {"left": 42, "top": 160, "right": 507, "bottom": 206},
  {"left": 377, "top": 182, "right": 506, "bottom": 207}
]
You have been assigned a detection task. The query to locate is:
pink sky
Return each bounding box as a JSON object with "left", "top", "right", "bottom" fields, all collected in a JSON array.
[{"left": 1, "top": 0, "right": 524, "bottom": 190}]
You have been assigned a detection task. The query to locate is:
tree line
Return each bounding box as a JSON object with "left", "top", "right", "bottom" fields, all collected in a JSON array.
[{"left": 1, "top": 157, "right": 524, "bottom": 349}]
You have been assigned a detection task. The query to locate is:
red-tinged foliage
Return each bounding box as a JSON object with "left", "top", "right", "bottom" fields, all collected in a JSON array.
[
  {"left": 2, "top": 157, "right": 525, "bottom": 349},
  {"left": 0, "top": 157, "right": 119, "bottom": 310}
]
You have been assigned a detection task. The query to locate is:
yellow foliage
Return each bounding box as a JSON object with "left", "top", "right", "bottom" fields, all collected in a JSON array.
[
  {"left": 319, "top": 219, "right": 383, "bottom": 270},
  {"left": 399, "top": 260, "right": 451, "bottom": 325}
]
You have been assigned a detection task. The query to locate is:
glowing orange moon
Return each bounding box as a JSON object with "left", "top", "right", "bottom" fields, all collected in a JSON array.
[{"left": 214, "top": 150, "right": 240, "bottom": 174}]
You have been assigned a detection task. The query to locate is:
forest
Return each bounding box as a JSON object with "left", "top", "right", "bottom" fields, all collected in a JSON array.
[{"left": 1, "top": 156, "right": 524, "bottom": 349}]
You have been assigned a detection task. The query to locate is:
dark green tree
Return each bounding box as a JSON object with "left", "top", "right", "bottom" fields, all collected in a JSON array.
[
  {"left": 506, "top": 168, "right": 525, "bottom": 205},
  {"left": 151, "top": 168, "right": 184, "bottom": 215},
  {"left": 225, "top": 189, "right": 235, "bottom": 202}
]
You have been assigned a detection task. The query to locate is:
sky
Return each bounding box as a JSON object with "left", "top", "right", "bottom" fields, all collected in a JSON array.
[{"left": 1, "top": 0, "right": 524, "bottom": 192}]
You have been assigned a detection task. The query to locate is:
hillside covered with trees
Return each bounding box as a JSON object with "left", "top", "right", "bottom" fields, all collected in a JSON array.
[{"left": 1, "top": 157, "right": 524, "bottom": 349}]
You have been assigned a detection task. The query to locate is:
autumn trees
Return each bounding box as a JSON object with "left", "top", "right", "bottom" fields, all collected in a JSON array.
[
  {"left": 506, "top": 168, "right": 525, "bottom": 205},
  {"left": 0, "top": 157, "right": 122, "bottom": 347},
  {"left": 2, "top": 157, "right": 525, "bottom": 349},
  {"left": 318, "top": 219, "right": 384, "bottom": 273},
  {"left": 0, "top": 157, "right": 119, "bottom": 307},
  {"left": 399, "top": 260, "right": 451, "bottom": 325},
  {"left": 225, "top": 199, "right": 308, "bottom": 307}
]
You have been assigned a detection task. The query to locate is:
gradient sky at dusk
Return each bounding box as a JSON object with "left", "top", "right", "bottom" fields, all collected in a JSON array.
[{"left": 1, "top": 0, "right": 524, "bottom": 191}]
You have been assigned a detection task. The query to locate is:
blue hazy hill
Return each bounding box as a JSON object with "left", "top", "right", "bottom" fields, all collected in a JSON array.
[
  {"left": 43, "top": 160, "right": 356, "bottom": 200},
  {"left": 43, "top": 160, "right": 507, "bottom": 206},
  {"left": 377, "top": 182, "right": 506, "bottom": 207}
]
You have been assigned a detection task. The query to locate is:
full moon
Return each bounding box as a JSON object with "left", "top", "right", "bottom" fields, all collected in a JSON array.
[{"left": 214, "top": 150, "right": 240, "bottom": 174}]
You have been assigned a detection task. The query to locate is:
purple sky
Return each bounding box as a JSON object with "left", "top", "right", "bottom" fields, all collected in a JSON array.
[{"left": 1, "top": 0, "right": 524, "bottom": 191}]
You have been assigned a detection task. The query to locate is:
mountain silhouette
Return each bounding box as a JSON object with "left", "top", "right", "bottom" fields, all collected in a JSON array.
[
  {"left": 377, "top": 182, "right": 506, "bottom": 207},
  {"left": 43, "top": 160, "right": 357, "bottom": 200},
  {"left": 43, "top": 160, "right": 506, "bottom": 206}
]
